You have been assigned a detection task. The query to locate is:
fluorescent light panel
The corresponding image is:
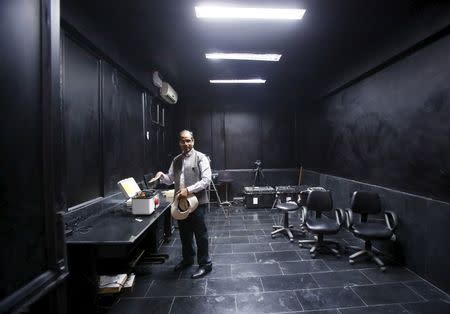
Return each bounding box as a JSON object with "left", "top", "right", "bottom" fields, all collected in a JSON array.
[
  {"left": 210, "top": 79, "right": 266, "bottom": 84},
  {"left": 206, "top": 53, "right": 281, "bottom": 62},
  {"left": 195, "top": 6, "right": 305, "bottom": 20}
]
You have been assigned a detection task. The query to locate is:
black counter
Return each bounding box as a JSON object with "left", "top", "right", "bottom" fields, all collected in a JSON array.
[{"left": 66, "top": 200, "right": 171, "bottom": 245}]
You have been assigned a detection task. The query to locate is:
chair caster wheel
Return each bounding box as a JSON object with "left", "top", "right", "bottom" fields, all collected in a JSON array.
[
  {"left": 349, "top": 259, "right": 355, "bottom": 265},
  {"left": 380, "top": 266, "right": 386, "bottom": 272},
  {"left": 299, "top": 243, "right": 303, "bottom": 248},
  {"left": 310, "top": 254, "right": 316, "bottom": 259},
  {"left": 271, "top": 235, "right": 276, "bottom": 239},
  {"left": 336, "top": 254, "right": 341, "bottom": 258}
]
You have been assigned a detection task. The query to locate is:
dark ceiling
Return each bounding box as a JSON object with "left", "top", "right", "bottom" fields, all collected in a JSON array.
[{"left": 62, "top": 0, "right": 443, "bottom": 105}]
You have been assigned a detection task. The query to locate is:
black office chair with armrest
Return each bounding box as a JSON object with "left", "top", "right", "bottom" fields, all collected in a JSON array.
[
  {"left": 271, "top": 200, "right": 301, "bottom": 242},
  {"left": 298, "top": 190, "right": 346, "bottom": 258},
  {"left": 346, "top": 191, "right": 398, "bottom": 271}
]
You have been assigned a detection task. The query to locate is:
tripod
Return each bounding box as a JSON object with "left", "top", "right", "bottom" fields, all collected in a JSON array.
[
  {"left": 208, "top": 178, "right": 229, "bottom": 218},
  {"left": 206, "top": 155, "right": 229, "bottom": 218},
  {"left": 253, "top": 163, "right": 267, "bottom": 186}
]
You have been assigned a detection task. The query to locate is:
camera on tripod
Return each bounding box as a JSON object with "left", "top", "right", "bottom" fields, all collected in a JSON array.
[{"left": 252, "top": 160, "right": 267, "bottom": 186}]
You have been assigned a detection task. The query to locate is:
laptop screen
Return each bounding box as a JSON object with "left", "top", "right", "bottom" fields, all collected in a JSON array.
[{"left": 117, "top": 177, "right": 141, "bottom": 199}]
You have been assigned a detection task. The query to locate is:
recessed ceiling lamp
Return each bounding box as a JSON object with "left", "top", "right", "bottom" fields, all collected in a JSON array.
[
  {"left": 195, "top": 6, "right": 306, "bottom": 20},
  {"left": 210, "top": 79, "right": 266, "bottom": 84},
  {"left": 206, "top": 53, "right": 281, "bottom": 62}
]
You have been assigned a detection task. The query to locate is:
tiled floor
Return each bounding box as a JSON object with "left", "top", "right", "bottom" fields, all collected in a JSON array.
[{"left": 108, "top": 206, "right": 450, "bottom": 314}]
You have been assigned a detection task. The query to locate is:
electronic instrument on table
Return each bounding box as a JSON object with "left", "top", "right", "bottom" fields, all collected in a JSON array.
[{"left": 117, "top": 177, "right": 159, "bottom": 215}]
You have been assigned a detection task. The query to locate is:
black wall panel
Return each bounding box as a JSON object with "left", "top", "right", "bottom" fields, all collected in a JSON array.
[
  {"left": 143, "top": 94, "right": 153, "bottom": 173},
  {"left": 1, "top": 1, "right": 67, "bottom": 311},
  {"left": 224, "top": 111, "right": 260, "bottom": 169},
  {"left": 0, "top": 0, "right": 46, "bottom": 298},
  {"left": 102, "top": 62, "right": 121, "bottom": 195},
  {"left": 115, "top": 72, "right": 145, "bottom": 180},
  {"left": 62, "top": 36, "right": 101, "bottom": 207},
  {"left": 190, "top": 111, "right": 213, "bottom": 159},
  {"left": 300, "top": 33, "right": 450, "bottom": 202},
  {"left": 62, "top": 29, "right": 154, "bottom": 205},
  {"left": 103, "top": 64, "right": 145, "bottom": 195},
  {"left": 182, "top": 104, "right": 298, "bottom": 171},
  {"left": 261, "top": 109, "right": 297, "bottom": 168},
  {"left": 211, "top": 111, "right": 225, "bottom": 170}
]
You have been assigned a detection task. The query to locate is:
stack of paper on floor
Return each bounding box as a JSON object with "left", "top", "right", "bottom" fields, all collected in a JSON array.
[
  {"left": 123, "top": 273, "right": 135, "bottom": 291},
  {"left": 98, "top": 274, "right": 128, "bottom": 294}
]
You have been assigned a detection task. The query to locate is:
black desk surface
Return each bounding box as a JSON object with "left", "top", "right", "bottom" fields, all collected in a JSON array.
[{"left": 66, "top": 199, "right": 171, "bottom": 245}]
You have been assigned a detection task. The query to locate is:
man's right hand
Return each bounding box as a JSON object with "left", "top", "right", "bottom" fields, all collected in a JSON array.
[{"left": 149, "top": 171, "right": 164, "bottom": 183}]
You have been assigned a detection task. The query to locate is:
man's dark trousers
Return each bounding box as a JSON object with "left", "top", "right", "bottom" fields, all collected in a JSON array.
[{"left": 177, "top": 204, "right": 211, "bottom": 266}]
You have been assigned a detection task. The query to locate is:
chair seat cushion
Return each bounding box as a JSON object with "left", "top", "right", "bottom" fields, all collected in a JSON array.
[
  {"left": 305, "top": 217, "right": 340, "bottom": 234},
  {"left": 352, "top": 223, "right": 392, "bottom": 240},
  {"left": 276, "top": 202, "right": 298, "bottom": 211}
]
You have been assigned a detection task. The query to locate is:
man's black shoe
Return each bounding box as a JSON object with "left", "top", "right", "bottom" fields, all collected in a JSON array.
[
  {"left": 191, "top": 264, "right": 212, "bottom": 279},
  {"left": 174, "top": 260, "right": 193, "bottom": 272}
]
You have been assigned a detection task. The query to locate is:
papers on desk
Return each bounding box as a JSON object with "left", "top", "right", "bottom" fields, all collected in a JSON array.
[{"left": 98, "top": 273, "right": 135, "bottom": 294}]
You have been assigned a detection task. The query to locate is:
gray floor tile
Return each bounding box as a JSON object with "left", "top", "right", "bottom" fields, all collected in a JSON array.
[
  {"left": 339, "top": 304, "right": 408, "bottom": 313},
  {"left": 279, "top": 260, "right": 330, "bottom": 274},
  {"left": 352, "top": 283, "right": 422, "bottom": 305},
  {"left": 296, "top": 287, "right": 364, "bottom": 310},
  {"left": 146, "top": 278, "right": 206, "bottom": 297},
  {"left": 360, "top": 267, "right": 420, "bottom": 284},
  {"left": 212, "top": 244, "right": 233, "bottom": 254},
  {"left": 261, "top": 274, "right": 318, "bottom": 291},
  {"left": 133, "top": 264, "right": 181, "bottom": 280},
  {"left": 312, "top": 270, "right": 373, "bottom": 288},
  {"left": 212, "top": 253, "right": 256, "bottom": 264},
  {"left": 171, "top": 295, "right": 236, "bottom": 314},
  {"left": 236, "top": 291, "right": 303, "bottom": 313},
  {"left": 402, "top": 300, "right": 450, "bottom": 314},
  {"left": 108, "top": 297, "right": 173, "bottom": 314},
  {"left": 232, "top": 263, "right": 282, "bottom": 278},
  {"left": 213, "top": 236, "right": 250, "bottom": 244},
  {"left": 206, "top": 277, "right": 263, "bottom": 295},
  {"left": 232, "top": 243, "right": 273, "bottom": 253},
  {"left": 230, "top": 229, "right": 265, "bottom": 236},
  {"left": 320, "top": 255, "right": 378, "bottom": 271},
  {"left": 270, "top": 242, "right": 303, "bottom": 252},
  {"left": 249, "top": 235, "right": 288, "bottom": 243},
  {"left": 255, "top": 250, "right": 301, "bottom": 263},
  {"left": 405, "top": 280, "right": 450, "bottom": 301}
]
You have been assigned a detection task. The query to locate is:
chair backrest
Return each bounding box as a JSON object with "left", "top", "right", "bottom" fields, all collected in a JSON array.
[
  {"left": 306, "top": 190, "right": 333, "bottom": 213},
  {"left": 351, "top": 191, "right": 381, "bottom": 215}
]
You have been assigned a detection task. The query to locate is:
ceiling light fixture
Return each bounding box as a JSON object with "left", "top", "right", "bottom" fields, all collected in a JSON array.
[
  {"left": 210, "top": 79, "right": 266, "bottom": 84},
  {"left": 206, "top": 53, "right": 281, "bottom": 62},
  {"left": 195, "top": 6, "right": 306, "bottom": 20}
]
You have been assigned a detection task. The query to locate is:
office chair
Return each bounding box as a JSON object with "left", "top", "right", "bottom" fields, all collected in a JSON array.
[
  {"left": 298, "top": 190, "right": 345, "bottom": 258},
  {"left": 346, "top": 191, "right": 398, "bottom": 271},
  {"left": 271, "top": 200, "right": 302, "bottom": 242}
]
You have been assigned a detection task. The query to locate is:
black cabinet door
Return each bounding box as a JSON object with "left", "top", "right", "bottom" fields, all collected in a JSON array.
[{"left": 0, "top": 0, "right": 68, "bottom": 313}]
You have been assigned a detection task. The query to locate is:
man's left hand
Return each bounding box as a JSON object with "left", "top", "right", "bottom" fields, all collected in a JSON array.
[{"left": 178, "top": 188, "right": 189, "bottom": 198}]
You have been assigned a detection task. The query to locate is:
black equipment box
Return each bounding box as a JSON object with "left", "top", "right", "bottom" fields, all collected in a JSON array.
[
  {"left": 244, "top": 186, "right": 275, "bottom": 208},
  {"left": 275, "top": 185, "right": 309, "bottom": 203}
]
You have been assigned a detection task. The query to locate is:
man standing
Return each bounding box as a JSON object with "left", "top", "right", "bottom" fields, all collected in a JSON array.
[{"left": 152, "top": 130, "right": 212, "bottom": 279}]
